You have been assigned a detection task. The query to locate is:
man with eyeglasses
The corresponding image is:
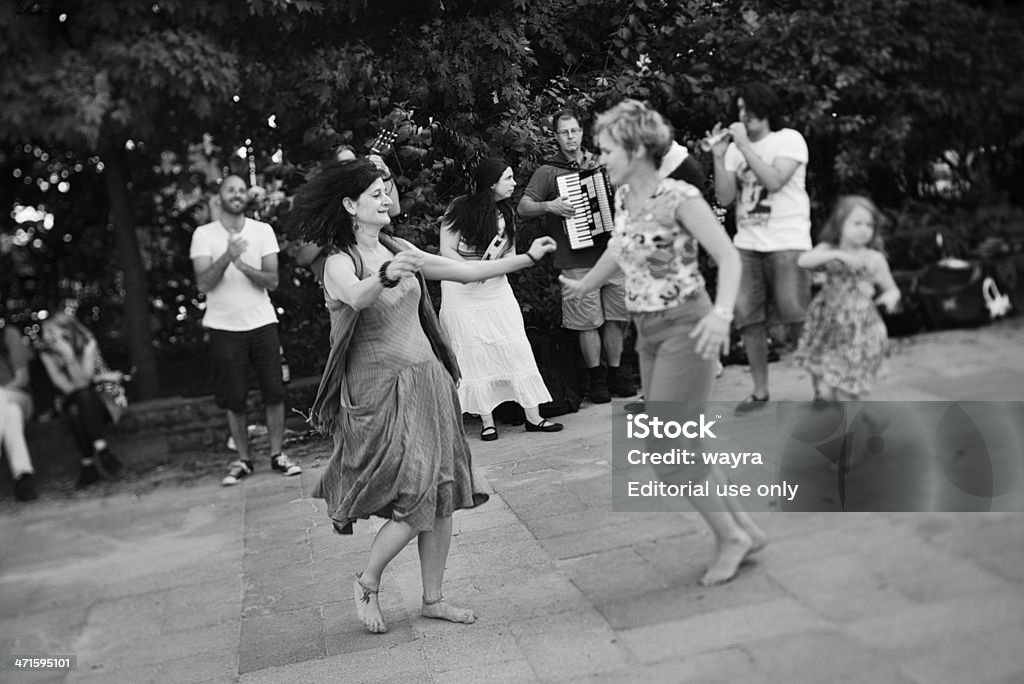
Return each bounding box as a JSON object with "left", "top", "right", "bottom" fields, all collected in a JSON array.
[{"left": 519, "top": 107, "right": 635, "bottom": 404}]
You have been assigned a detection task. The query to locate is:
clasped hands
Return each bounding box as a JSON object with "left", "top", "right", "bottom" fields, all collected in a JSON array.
[
  {"left": 382, "top": 251, "right": 425, "bottom": 282},
  {"left": 228, "top": 234, "right": 248, "bottom": 269}
]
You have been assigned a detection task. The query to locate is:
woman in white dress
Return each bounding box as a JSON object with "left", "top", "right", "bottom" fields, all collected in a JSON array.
[{"left": 439, "top": 158, "right": 563, "bottom": 441}]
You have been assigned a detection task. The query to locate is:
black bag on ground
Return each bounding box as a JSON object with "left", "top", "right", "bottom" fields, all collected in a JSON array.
[
  {"left": 917, "top": 259, "right": 1012, "bottom": 328},
  {"left": 538, "top": 367, "right": 582, "bottom": 418},
  {"left": 492, "top": 367, "right": 582, "bottom": 424}
]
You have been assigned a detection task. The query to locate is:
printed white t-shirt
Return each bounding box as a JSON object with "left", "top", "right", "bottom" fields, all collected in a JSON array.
[
  {"left": 724, "top": 128, "right": 812, "bottom": 252},
  {"left": 189, "top": 218, "right": 280, "bottom": 331}
]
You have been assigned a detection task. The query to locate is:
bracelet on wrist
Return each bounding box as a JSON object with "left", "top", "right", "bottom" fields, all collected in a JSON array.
[
  {"left": 526, "top": 252, "right": 540, "bottom": 266},
  {"left": 711, "top": 305, "right": 734, "bottom": 322},
  {"left": 378, "top": 260, "right": 400, "bottom": 288}
]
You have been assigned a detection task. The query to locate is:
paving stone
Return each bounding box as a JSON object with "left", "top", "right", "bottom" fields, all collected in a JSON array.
[
  {"left": 592, "top": 566, "right": 785, "bottom": 631},
  {"left": 155, "top": 576, "right": 240, "bottom": 632},
  {"left": 238, "top": 606, "right": 325, "bottom": 674},
  {"left": 558, "top": 647, "right": 766, "bottom": 684},
  {"left": 0, "top": 577, "right": 39, "bottom": 616},
  {"left": 242, "top": 526, "right": 310, "bottom": 551},
  {"left": 242, "top": 539, "right": 314, "bottom": 573},
  {"left": 507, "top": 609, "right": 614, "bottom": 638},
  {"left": 451, "top": 503, "right": 520, "bottom": 535},
  {"left": 558, "top": 546, "right": 675, "bottom": 604},
  {"left": 238, "top": 641, "right": 428, "bottom": 684},
  {"left": 77, "top": 594, "right": 166, "bottom": 646},
  {"left": 618, "top": 598, "right": 828, "bottom": 663},
  {"left": 418, "top": 625, "right": 526, "bottom": 673},
  {"left": 536, "top": 513, "right": 698, "bottom": 560},
  {"left": 67, "top": 661, "right": 165, "bottom": 683},
  {"left": 910, "top": 512, "right": 1024, "bottom": 585},
  {"left": 765, "top": 550, "right": 917, "bottom": 622},
  {"left": 452, "top": 538, "right": 554, "bottom": 573},
  {"left": 496, "top": 481, "right": 592, "bottom": 522},
  {"left": 845, "top": 592, "right": 1024, "bottom": 657},
  {"left": 516, "top": 625, "right": 630, "bottom": 683},
  {"left": 869, "top": 538, "right": 1020, "bottom": 604},
  {"left": 742, "top": 628, "right": 917, "bottom": 684},
  {"left": 433, "top": 658, "right": 540, "bottom": 684},
  {"left": 85, "top": 621, "right": 236, "bottom": 671},
  {"left": 323, "top": 602, "right": 416, "bottom": 657},
  {"left": 242, "top": 576, "right": 343, "bottom": 617},
  {"left": 897, "top": 622, "right": 1024, "bottom": 684}
]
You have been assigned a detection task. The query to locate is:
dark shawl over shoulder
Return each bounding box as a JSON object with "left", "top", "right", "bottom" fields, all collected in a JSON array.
[{"left": 308, "top": 233, "right": 460, "bottom": 434}]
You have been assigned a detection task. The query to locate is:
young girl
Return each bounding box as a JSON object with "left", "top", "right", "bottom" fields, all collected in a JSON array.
[
  {"left": 794, "top": 195, "right": 901, "bottom": 400},
  {"left": 39, "top": 312, "right": 126, "bottom": 487}
]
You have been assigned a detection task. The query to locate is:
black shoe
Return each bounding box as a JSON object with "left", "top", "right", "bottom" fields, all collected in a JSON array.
[
  {"left": 524, "top": 419, "right": 563, "bottom": 433},
  {"left": 77, "top": 463, "right": 100, "bottom": 488},
  {"left": 735, "top": 393, "right": 770, "bottom": 415},
  {"left": 587, "top": 367, "right": 611, "bottom": 404},
  {"left": 480, "top": 426, "right": 498, "bottom": 442},
  {"left": 608, "top": 367, "right": 637, "bottom": 397},
  {"left": 96, "top": 449, "right": 122, "bottom": 478},
  {"left": 14, "top": 473, "right": 38, "bottom": 501}
]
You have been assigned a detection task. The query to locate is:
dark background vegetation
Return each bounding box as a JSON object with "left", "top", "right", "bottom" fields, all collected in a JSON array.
[{"left": 2, "top": 0, "right": 1023, "bottom": 399}]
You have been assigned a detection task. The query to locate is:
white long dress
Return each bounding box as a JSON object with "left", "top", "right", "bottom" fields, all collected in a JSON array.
[{"left": 439, "top": 232, "right": 551, "bottom": 416}]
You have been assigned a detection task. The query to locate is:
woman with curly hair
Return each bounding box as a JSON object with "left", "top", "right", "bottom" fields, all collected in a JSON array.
[{"left": 290, "top": 158, "right": 556, "bottom": 633}]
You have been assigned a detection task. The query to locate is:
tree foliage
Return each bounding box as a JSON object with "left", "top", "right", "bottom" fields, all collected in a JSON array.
[{"left": 2, "top": 0, "right": 1023, "bottom": 397}]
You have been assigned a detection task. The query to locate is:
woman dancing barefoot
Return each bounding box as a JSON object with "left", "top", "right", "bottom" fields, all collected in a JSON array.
[
  {"left": 562, "top": 100, "right": 767, "bottom": 585},
  {"left": 291, "top": 158, "right": 557, "bottom": 631}
]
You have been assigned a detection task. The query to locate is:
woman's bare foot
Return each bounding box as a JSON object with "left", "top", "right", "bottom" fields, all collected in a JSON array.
[
  {"left": 421, "top": 597, "right": 476, "bottom": 624},
  {"left": 701, "top": 531, "right": 754, "bottom": 586},
  {"left": 354, "top": 575, "right": 387, "bottom": 633},
  {"left": 742, "top": 521, "right": 769, "bottom": 557}
]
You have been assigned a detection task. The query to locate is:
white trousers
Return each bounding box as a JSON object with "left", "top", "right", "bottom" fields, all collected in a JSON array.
[{"left": 0, "top": 387, "right": 34, "bottom": 477}]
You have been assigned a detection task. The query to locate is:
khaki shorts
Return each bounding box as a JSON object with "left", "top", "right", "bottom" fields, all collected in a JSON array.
[{"left": 560, "top": 267, "right": 629, "bottom": 331}]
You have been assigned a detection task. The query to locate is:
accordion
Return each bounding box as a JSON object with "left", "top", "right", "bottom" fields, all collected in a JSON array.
[{"left": 556, "top": 167, "right": 615, "bottom": 250}]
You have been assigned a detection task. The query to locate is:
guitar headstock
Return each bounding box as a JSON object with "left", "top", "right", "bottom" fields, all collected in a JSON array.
[{"left": 369, "top": 128, "right": 399, "bottom": 156}]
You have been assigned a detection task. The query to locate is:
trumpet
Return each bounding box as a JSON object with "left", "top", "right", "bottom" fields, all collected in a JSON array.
[{"left": 699, "top": 130, "right": 732, "bottom": 152}]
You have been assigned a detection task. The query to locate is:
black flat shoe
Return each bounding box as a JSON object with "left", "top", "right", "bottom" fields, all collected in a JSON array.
[
  {"left": 524, "top": 419, "right": 563, "bottom": 433},
  {"left": 480, "top": 426, "right": 498, "bottom": 441},
  {"left": 735, "top": 393, "right": 769, "bottom": 415}
]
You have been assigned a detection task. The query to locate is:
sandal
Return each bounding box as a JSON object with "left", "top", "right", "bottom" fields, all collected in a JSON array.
[
  {"left": 480, "top": 426, "right": 498, "bottom": 441},
  {"left": 735, "top": 393, "right": 769, "bottom": 415},
  {"left": 524, "top": 419, "right": 563, "bottom": 433}
]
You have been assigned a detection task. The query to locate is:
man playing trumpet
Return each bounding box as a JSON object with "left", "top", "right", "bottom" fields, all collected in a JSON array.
[{"left": 709, "top": 82, "right": 812, "bottom": 413}]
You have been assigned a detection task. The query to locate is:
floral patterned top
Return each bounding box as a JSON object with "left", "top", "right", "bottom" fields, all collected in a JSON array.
[{"left": 611, "top": 178, "right": 705, "bottom": 312}]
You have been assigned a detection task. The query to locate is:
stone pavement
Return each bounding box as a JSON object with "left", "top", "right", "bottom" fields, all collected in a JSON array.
[{"left": 2, "top": 317, "right": 1023, "bottom": 683}]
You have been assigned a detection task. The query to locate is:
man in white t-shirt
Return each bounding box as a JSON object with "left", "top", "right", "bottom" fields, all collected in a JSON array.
[
  {"left": 190, "top": 175, "right": 301, "bottom": 485},
  {"left": 711, "top": 83, "right": 812, "bottom": 412}
]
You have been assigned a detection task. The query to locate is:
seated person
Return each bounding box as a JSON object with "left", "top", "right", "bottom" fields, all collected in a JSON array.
[
  {"left": 38, "top": 312, "right": 126, "bottom": 488},
  {"left": 1, "top": 317, "right": 37, "bottom": 501}
]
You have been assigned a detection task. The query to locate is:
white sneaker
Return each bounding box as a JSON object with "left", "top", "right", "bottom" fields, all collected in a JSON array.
[
  {"left": 270, "top": 453, "right": 302, "bottom": 477},
  {"left": 222, "top": 460, "right": 253, "bottom": 486}
]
